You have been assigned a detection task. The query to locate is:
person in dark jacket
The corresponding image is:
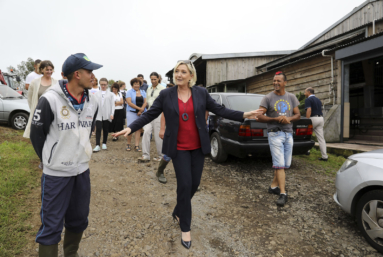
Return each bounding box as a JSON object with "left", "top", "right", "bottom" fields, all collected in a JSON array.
[
  {"left": 305, "top": 87, "right": 328, "bottom": 161},
  {"left": 137, "top": 74, "right": 149, "bottom": 92},
  {"left": 113, "top": 60, "right": 261, "bottom": 249}
]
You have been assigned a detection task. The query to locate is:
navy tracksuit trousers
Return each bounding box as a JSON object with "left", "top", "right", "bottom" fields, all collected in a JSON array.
[{"left": 35, "top": 169, "right": 91, "bottom": 245}]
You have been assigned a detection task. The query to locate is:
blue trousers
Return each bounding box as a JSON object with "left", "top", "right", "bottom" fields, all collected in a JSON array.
[{"left": 35, "top": 169, "right": 91, "bottom": 245}]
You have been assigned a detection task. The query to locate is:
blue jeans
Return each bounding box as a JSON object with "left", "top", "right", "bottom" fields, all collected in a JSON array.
[
  {"left": 163, "top": 154, "right": 171, "bottom": 162},
  {"left": 268, "top": 131, "right": 293, "bottom": 169}
]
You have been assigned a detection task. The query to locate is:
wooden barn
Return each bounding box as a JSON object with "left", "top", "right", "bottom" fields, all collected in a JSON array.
[
  {"left": 166, "top": 0, "right": 383, "bottom": 144},
  {"left": 165, "top": 51, "right": 294, "bottom": 93},
  {"left": 246, "top": 0, "right": 383, "bottom": 143}
]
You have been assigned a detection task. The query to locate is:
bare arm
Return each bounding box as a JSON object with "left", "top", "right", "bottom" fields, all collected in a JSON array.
[
  {"left": 25, "top": 84, "right": 30, "bottom": 90},
  {"left": 306, "top": 107, "right": 311, "bottom": 118},
  {"left": 115, "top": 98, "right": 123, "bottom": 106},
  {"left": 256, "top": 107, "right": 283, "bottom": 123},
  {"left": 288, "top": 106, "right": 301, "bottom": 123},
  {"left": 141, "top": 97, "right": 147, "bottom": 111}
]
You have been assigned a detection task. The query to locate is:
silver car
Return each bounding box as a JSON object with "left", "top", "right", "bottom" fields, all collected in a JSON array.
[
  {"left": 334, "top": 149, "right": 383, "bottom": 253},
  {"left": 0, "top": 85, "right": 30, "bottom": 130}
]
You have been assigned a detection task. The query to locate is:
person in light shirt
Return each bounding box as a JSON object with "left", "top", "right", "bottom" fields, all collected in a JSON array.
[
  {"left": 93, "top": 78, "right": 115, "bottom": 152},
  {"left": 89, "top": 77, "right": 100, "bottom": 94},
  {"left": 25, "top": 59, "right": 42, "bottom": 90}
]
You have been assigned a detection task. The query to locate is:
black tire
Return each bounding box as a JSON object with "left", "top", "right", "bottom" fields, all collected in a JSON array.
[
  {"left": 210, "top": 132, "right": 228, "bottom": 163},
  {"left": 10, "top": 112, "right": 29, "bottom": 130},
  {"left": 356, "top": 190, "right": 383, "bottom": 254}
]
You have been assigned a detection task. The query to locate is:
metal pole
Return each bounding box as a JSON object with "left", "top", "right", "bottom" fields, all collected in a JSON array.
[{"left": 340, "top": 61, "right": 345, "bottom": 143}]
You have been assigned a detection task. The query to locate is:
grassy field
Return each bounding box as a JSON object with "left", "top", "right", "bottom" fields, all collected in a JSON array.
[
  {"left": 0, "top": 127, "right": 41, "bottom": 257},
  {"left": 296, "top": 147, "right": 346, "bottom": 177}
]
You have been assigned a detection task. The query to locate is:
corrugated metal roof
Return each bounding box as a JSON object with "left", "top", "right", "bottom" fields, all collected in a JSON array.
[
  {"left": 194, "top": 51, "right": 296, "bottom": 60},
  {"left": 257, "top": 31, "right": 383, "bottom": 74},
  {"left": 299, "top": 0, "right": 380, "bottom": 50}
]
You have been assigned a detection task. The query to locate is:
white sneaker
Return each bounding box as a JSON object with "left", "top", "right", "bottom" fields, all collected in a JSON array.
[
  {"left": 138, "top": 156, "right": 150, "bottom": 162},
  {"left": 153, "top": 157, "right": 161, "bottom": 162},
  {"left": 93, "top": 145, "right": 100, "bottom": 152},
  {"left": 102, "top": 144, "right": 107, "bottom": 150}
]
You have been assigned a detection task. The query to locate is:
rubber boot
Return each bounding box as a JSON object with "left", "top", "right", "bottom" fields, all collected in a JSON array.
[
  {"left": 156, "top": 159, "right": 168, "bottom": 184},
  {"left": 39, "top": 244, "right": 58, "bottom": 257},
  {"left": 63, "top": 229, "right": 83, "bottom": 257}
]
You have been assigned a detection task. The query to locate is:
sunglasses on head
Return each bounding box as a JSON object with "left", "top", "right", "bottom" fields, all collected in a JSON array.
[{"left": 178, "top": 60, "right": 195, "bottom": 68}]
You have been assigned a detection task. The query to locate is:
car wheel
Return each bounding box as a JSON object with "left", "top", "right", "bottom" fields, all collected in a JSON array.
[
  {"left": 210, "top": 132, "right": 228, "bottom": 163},
  {"left": 11, "top": 112, "right": 28, "bottom": 130},
  {"left": 356, "top": 190, "right": 383, "bottom": 253}
]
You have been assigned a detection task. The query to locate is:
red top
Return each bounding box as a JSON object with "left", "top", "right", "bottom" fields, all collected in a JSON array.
[{"left": 177, "top": 97, "right": 201, "bottom": 150}]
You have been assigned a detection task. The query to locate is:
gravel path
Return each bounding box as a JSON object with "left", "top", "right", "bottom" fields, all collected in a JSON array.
[{"left": 23, "top": 135, "right": 382, "bottom": 256}]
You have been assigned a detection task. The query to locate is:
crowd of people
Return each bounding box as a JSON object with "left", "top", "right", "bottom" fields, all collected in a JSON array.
[{"left": 21, "top": 54, "right": 327, "bottom": 256}]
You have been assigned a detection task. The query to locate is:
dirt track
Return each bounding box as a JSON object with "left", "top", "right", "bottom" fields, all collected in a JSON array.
[{"left": 21, "top": 134, "right": 381, "bottom": 257}]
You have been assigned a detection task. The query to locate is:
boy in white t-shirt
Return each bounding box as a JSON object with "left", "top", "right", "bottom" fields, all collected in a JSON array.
[{"left": 25, "top": 59, "right": 43, "bottom": 90}]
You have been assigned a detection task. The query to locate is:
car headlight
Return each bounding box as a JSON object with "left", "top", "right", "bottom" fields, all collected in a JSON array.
[{"left": 339, "top": 159, "right": 358, "bottom": 173}]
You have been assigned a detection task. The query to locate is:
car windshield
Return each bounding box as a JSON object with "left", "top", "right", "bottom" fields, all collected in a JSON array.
[
  {"left": 226, "top": 95, "right": 263, "bottom": 112},
  {"left": 0, "top": 86, "right": 23, "bottom": 99}
]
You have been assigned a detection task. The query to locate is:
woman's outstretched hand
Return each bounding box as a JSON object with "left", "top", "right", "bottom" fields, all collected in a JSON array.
[
  {"left": 112, "top": 127, "right": 132, "bottom": 138},
  {"left": 243, "top": 109, "right": 264, "bottom": 120}
]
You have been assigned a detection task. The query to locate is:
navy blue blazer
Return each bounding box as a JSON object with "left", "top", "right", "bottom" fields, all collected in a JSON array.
[{"left": 129, "top": 86, "right": 244, "bottom": 159}]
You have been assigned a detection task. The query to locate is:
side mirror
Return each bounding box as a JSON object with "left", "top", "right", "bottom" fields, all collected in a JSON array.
[{"left": 16, "top": 76, "right": 21, "bottom": 82}]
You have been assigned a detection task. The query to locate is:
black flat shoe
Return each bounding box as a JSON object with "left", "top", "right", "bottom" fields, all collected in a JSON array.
[
  {"left": 181, "top": 238, "right": 192, "bottom": 249},
  {"left": 318, "top": 157, "right": 328, "bottom": 161}
]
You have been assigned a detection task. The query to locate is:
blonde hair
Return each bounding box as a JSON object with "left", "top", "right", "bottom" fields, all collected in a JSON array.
[{"left": 173, "top": 61, "right": 197, "bottom": 87}]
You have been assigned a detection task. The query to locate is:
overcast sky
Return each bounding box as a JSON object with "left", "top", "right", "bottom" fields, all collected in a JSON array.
[{"left": 0, "top": 0, "right": 365, "bottom": 86}]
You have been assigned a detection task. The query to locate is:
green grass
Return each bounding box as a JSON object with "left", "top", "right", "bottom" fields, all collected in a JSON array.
[
  {"left": 0, "top": 139, "right": 40, "bottom": 256},
  {"left": 296, "top": 147, "right": 346, "bottom": 176}
]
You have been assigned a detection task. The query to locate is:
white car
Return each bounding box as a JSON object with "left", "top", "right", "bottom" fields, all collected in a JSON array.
[
  {"left": 0, "top": 86, "right": 30, "bottom": 130},
  {"left": 334, "top": 149, "right": 383, "bottom": 253}
]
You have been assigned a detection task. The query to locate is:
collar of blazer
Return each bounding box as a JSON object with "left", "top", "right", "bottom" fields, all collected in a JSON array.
[{"left": 171, "top": 86, "right": 199, "bottom": 116}]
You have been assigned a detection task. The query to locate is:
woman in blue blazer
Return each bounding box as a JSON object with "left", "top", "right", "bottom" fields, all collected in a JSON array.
[{"left": 113, "top": 61, "right": 261, "bottom": 249}]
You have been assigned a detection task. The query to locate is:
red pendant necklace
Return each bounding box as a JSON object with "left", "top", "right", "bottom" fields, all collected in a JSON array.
[{"left": 178, "top": 89, "right": 190, "bottom": 121}]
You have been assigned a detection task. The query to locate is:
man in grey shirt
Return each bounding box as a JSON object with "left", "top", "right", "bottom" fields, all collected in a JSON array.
[{"left": 257, "top": 71, "right": 300, "bottom": 206}]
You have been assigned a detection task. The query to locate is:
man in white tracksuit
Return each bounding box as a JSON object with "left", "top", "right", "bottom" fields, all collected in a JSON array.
[{"left": 30, "top": 53, "right": 102, "bottom": 256}]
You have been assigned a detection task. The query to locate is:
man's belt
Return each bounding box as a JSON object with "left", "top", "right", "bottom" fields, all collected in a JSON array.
[{"left": 267, "top": 127, "right": 281, "bottom": 133}]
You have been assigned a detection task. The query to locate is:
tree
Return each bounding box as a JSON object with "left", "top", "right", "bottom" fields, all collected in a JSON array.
[
  {"left": 108, "top": 79, "right": 115, "bottom": 86},
  {"left": 6, "top": 58, "right": 35, "bottom": 88},
  {"left": 7, "top": 57, "right": 35, "bottom": 80},
  {"left": 296, "top": 92, "right": 306, "bottom": 116}
]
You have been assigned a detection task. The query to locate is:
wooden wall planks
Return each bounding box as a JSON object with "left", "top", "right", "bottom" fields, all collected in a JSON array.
[
  {"left": 309, "top": 1, "right": 383, "bottom": 47},
  {"left": 246, "top": 55, "right": 338, "bottom": 103},
  {"left": 206, "top": 56, "right": 284, "bottom": 87}
]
